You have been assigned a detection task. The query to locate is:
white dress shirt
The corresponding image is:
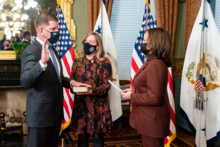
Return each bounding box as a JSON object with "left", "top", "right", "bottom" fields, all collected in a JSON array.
[{"left": 22, "top": 39, "right": 29, "bottom": 43}]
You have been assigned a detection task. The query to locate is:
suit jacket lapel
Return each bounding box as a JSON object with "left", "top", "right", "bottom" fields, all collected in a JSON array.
[
  {"left": 51, "top": 46, "right": 62, "bottom": 82},
  {"left": 133, "top": 61, "right": 149, "bottom": 85}
]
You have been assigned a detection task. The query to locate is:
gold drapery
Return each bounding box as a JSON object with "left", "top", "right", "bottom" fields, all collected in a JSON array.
[
  {"left": 185, "top": 0, "right": 201, "bottom": 53},
  {"left": 154, "top": 0, "right": 179, "bottom": 60},
  {"left": 87, "top": 0, "right": 114, "bottom": 32}
]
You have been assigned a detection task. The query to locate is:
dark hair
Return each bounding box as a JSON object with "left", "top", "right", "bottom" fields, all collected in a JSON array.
[
  {"left": 4, "top": 40, "right": 10, "bottom": 44},
  {"left": 34, "top": 12, "right": 58, "bottom": 32},
  {"left": 146, "top": 28, "right": 172, "bottom": 67},
  {"left": 22, "top": 31, "right": 31, "bottom": 39}
]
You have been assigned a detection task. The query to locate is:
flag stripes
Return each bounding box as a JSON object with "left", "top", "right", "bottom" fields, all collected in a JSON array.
[{"left": 52, "top": 5, "right": 75, "bottom": 135}]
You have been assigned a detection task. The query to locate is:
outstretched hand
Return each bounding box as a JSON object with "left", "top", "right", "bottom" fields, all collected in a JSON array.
[{"left": 71, "top": 80, "right": 91, "bottom": 88}]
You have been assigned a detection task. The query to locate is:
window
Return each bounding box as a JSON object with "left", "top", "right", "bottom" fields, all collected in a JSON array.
[
  {"left": 110, "top": 0, "right": 155, "bottom": 80},
  {"left": 215, "top": 0, "right": 220, "bottom": 32}
]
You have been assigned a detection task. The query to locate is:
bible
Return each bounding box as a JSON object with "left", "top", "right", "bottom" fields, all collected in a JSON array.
[{"left": 72, "top": 87, "right": 89, "bottom": 93}]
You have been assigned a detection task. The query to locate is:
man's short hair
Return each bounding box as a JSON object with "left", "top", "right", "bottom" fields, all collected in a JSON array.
[
  {"left": 34, "top": 13, "right": 58, "bottom": 32},
  {"left": 22, "top": 31, "right": 31, "bottom": 39}
]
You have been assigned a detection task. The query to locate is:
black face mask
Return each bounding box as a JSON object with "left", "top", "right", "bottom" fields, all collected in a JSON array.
[
  {"left": 83, "top": 43, "right": 96, "bottom": 55},
  {"left": 43, "top": 29, "right": 60, "bottom": 44},
  {"left": 141, "top": 43, "right": 150, "bottom": 55}
]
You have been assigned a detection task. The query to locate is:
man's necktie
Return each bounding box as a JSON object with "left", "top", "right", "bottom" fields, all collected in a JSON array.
[{"left": 48, "top": 46, "right": 60, "bottom": 82}]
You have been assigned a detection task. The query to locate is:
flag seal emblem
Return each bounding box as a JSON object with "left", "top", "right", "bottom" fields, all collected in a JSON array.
[{"left": 186, "top": 51, "right": 220, "bottom": 98}]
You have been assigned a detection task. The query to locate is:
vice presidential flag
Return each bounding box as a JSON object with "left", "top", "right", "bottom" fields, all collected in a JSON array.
[
  {"left": 130, "top": 1, "right": 176, "bottom": 146},
  {"left": 52, "top": 2, "right": 75, "bottom": 135},
  {"left": 93, "top": 0, "right": 123, "bottom": 125},
  {"left": 180, "top": 0, "right": 220, "bottom": 146}
]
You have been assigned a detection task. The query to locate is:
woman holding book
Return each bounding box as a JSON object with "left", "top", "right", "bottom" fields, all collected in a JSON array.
[{"left": 70, "top": 32, "right": 112, "bottom": 147}]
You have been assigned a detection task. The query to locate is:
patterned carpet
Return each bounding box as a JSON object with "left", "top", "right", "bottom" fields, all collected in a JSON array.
[{"left": 66, "top": 128, "right": 196, "bottom": 147}]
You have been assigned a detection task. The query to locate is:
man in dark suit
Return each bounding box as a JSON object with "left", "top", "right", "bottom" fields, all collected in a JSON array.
[
  {"left": 20, "top": 12, "right": 91, "bottom": 147},
  {"left": 21, "top": 31, "right": 31, "bottom": 45}
]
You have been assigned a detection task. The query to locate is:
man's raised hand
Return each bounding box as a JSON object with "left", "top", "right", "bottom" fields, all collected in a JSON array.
[{"left": 40, "top": 39, "right": 50, "bottom": 64}]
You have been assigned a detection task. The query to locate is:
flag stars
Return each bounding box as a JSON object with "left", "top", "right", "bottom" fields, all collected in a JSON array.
[
  {"left": 95, "top": 25, "right": 102, "bottom": 34},
  {"left": 140, "top": 39, "right": 143, "bottom": 42},
  {"left": 199, "top": 18, "right": 208, "bottom": 31},
  {"left": 59, "top": 14, "right": 64, "bottom": 18}
]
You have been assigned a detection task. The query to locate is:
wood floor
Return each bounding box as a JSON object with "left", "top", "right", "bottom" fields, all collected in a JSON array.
[
  {"left": 65, "top": 127, "right": 195, "bottom": 147},
  {"left": 0, "top": 124, "right": 217, "bottom": 147}
]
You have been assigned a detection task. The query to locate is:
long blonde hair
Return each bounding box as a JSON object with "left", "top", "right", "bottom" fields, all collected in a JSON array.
[{"left": 76, "top": 32, "right": 106, "bottom": 68}]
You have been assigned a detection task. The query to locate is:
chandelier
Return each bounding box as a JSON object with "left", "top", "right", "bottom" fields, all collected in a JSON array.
[{"left": 0, "top": 0, "right": 38, "bottom": 39}]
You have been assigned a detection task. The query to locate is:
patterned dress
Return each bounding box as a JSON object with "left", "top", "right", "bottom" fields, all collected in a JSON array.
[{"left": 70, "top": 56, "right": 113, "bottom": 134}]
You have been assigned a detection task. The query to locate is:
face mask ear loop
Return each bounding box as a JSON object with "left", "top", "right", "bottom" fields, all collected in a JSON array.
[{"left": 42, "top": 28, "right": 50, "bottom": 40}]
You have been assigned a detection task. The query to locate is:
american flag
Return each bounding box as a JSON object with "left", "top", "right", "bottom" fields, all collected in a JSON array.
[
  {"left": 52, "top": 4, "right": 75, "bottom": 135},
  {"left": 130, "top": 1, "right": 176, "bottom": 146},
  {"left": 195, "top": 78, "right": 204, "bottom": 91}
]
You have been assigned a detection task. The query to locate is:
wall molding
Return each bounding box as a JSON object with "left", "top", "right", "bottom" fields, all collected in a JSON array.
[{"left": 60, "top": 0, "right": 77, "bottom": 48}]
